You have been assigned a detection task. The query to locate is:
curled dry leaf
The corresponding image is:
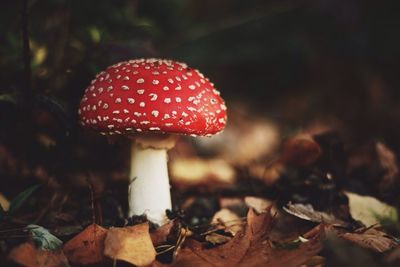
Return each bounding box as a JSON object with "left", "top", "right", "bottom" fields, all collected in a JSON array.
[
  {"left": 8, "top": 242, "right": 69, "bottom": 267},
  {"left": 104, "top": 222, "right": 156, "bottom": 266},
  {"left": 63, "top": 223, "right": 107, "bottom": 265},
  {"left": 211, "top": 208, "right": 244, "bottom": 236},
  {"left": 340, "top": 227, "right": 398, "bottom": 253},
  {"left": 172, "top": 209, "right": 322, "bottom": 267},
  {"left": 283, "top": 202, "right": 349, "bottom": 227}
]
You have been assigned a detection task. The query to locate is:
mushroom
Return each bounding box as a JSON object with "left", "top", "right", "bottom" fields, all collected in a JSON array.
[{"left": 78, "top": 58, "right": 227, "bottom": 225}]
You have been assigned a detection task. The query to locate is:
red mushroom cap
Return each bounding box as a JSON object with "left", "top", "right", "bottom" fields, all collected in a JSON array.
[{"left": 78, "top": 59, "right": 227, "bottom": 136}]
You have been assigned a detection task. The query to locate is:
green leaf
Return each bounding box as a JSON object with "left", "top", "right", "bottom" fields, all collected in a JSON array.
[
  {"left": 26, "top": 224, "right": 63, "bottom": 251},
  {"left": 8, "top": 184, "right": 40, "bottom": 215}
]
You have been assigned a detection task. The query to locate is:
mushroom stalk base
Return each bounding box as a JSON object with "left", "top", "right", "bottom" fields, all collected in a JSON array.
[{"left": 128, "top": 142, "right": 172, "bottom": 225}]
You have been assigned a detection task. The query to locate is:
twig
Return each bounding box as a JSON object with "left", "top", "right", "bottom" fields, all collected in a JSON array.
[
  {"left": 21, "top": 0, "right": 32, "bottom": 97},
  {"left": 87, "top": 177, "right": 96, "bottom": 225}
]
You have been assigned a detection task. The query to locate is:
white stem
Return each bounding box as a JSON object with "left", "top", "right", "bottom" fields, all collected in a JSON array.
[{"left": 128, "top": 142, "right": 172, "bottom": 225}]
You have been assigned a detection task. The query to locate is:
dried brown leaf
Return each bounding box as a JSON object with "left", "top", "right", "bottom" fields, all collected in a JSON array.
[
  {"left": 244, "top": 196, "right": 274, "bottom": 214},
  {"left": 172, "top": 209, "right": 322, "bottom": 267},
  {"left": 63, "top": 223, "right": 107, "bottom": 265},
  {"left": 151, "top": 220, "right": 175, "bottom": 247},
  {"left": 340, "top": 228, "right": 398, "bottom": 252},
  {"left": 104, "top": 222, "right": 156, "bottom": 266},
  {"left": 283, "top": 202, "right": 349, "bottom": 227},
  {"left": 211, "top": 208, "right": 244, "bottom": 236},
  {"left": 280, "top": 136, "right": 322, "bottom": 167},
  {"left": 9, "top": 242, "right": 69, "bottom": 267},
  {"left": 205, "top": 233, "right": 232, "bottom": 245}
]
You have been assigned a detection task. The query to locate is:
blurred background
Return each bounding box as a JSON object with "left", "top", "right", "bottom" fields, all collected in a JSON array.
[{"left": 1, "top": 0, "right": 400, "bottom": 228}]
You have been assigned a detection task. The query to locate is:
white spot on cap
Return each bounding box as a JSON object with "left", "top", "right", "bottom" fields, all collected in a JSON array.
[
  {"left": 123, "top": 109, "right": 129, "bottom": 114},
  {"left": 137, "top": 89, "right": 144, "bottom": 94},
  {"left": 121, "top": 85, "right": 129, "bottom": 90},
  {"left": 163, "top": 86, "right": 169, "bottom": 91},
  {"left": 107, "top": 86, "right": 113, "bottom": 92},
  {"left": 188, "top": 85, "right": 196, "bottom": 90},
  {"left": 103, "top": 103, "right": 109, "bottom": 109},
  {"left": 151, "top": 110, "right": 159, "bottom": 117},
  {"left": 127, "top": 98, "right": 135, "bottom": 104},
  {"left": 175, "top": 85, "right": 182, "bottom": 90},
  {"left": 163, "top": 114, "right": 170, "bottom": 119},
  {"left": 139, "top": 102, "right": 145, "bottom": 107},
  {"left": 175, "top": 97, "right": 181, "bottom": 103},
  {"left": 115, "top": 98, "right": 122, "bottom": 103},
  {"left": 123, "top": 76, "right": 130, "bottom": 80},
  {"left": 149, "top": 93, "right": 158, "bottom": 101},
  {"left": 218, "top": 118, "right": 226, "bottom": 123},
  {"left": 108, "top": 125, "right": 114, "bottom": 129},
  {"left": 137, "top": 78, "right": 145, "bottom": 84},
  {"left": 152, "top": 80, "right": 159, "bottom": 85},
  {"left": 165, "top": 123, "right": 173, "bottom": 126},
  {"left": 149, "top": 127, "right": 160, "bottom": 131},
  {"left": 112, "top": 110, "right": 120, "bottom": 114},
  {"left": 175, "top": 76, "right": 181, "bottom": 81},
  {"left": 140, "top": 121, "right": 150, "bottom": 125},
  {"left": 182, "top": 112, "right": 188, "bottom": 117},
  {"left": 98, "top": 87, "right": 104, "bottom": 93},
  {"left": 134, "top": 112, "right": 141, "bottom": 117},
  {"left": 164, "top": 98, "right": 171, "bottom": 104},
  {"left": 168, "top": 78, "right": 174, "bottom": 84}
]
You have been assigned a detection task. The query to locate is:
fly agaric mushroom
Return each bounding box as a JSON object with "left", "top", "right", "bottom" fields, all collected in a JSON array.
[{"left": 78, "top": 58, "right": 227, "bottom": 225}]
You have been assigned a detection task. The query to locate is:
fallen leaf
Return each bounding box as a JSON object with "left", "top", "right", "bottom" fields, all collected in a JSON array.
[
  {"left": 63, "top": 224, "right": 107, "bottom": 265},
  {"left": 340, "top": 227, "right": 398, "bottom": 253},
  {"left": 26, "top": 224, "right": 63, "bottom": 251},
  {"left": 173, "top": 209, "right": 322, "bottom": 267},
  {"left": 211, "top": 208, "right": 244, "bottom": 236},
  {"left": 345, "top": 191, "right": 398, "bottom": 226},
  {"left": 8, "top": 242, "right": 69, "bottom": 267},
  {"left": 104, "top": 222, "right": 156, "bottom": 266},
  {"left": 151, "top": 220, "right": 175, "bottom": 247},
  {"left": 283, "top": 202, "right": 349, "bottom": 227},
  {"left": 376, "top": 142, "right": 399, "bottom": 191},
  {"left": 205, "top": 233, "right": 232, "bottom": 245},
  {"left": 244, "top": 196, "right": 273, "bottom": 213},
  {"left": 280, "top": 136, "right": 322, "bottom": 167}
]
